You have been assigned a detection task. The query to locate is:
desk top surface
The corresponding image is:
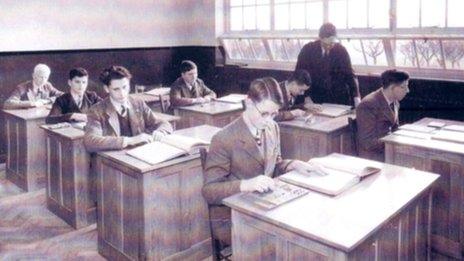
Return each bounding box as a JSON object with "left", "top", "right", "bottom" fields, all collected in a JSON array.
[
  {"left": 176, "top": 101, "right": 243, "bottom": 115},
  {"left": 42, "top": 125, "right": 85, "bottom": 140},
  {"left": 278, "top": 114, "right": 353, "bottom": 133},
  {"left": 3, "top": 107, "right": 50, "bottom": 120},
  {"left": 381, "top": 117, "right": 464, "bottom": 155},
  {"left": 130, "top": 91, "right": 169, "bottom": 103},
  {"left": 152, "top": 111, "right": 180, "bottom": 123},
  {"left": 223, "top": 153, "right": 438, "bottom": 252},
  {"left": 97, "top": 124, "right": 221, "bottom": 173}
]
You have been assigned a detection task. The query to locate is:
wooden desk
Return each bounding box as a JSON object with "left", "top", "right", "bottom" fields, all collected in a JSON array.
[
  {"left": 279, "top": 114, "right": 354, "bottom": 161},
  {"left": 130, "top": 93, "right": 169, "bottom": 112},
  {"left": 224, "top": 154, "right": 439, "bottom": 260},
  {"left": 174, "top": 101, "right": 243, "bottom": 129},
  {"left": 95, "top": 125, "right": 221, "bottom": 260},
  {"left": 382, "top": 117, "right": 464, "bottom": 259},
  {"left": 152, "top": 111, "right": 180, "bottom": 130},
  {"left": 42, "top": 125, "right": 95, "bottom": 229},
  {"left": 3, "top": 108, "right": 50, "bottom": 191}
]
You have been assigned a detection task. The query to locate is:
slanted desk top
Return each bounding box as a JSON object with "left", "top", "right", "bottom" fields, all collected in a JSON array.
[
  {"left": 152, "top": 111, "right": 180, "bottom": 123},
  {"left": 97, "top": 124, "right": 221, "bottom": 174},
  {"left": 40, "top": 125, "right": 84, "bottom": 140},
  {"left": 3, "top": 107, "right": 50, "bottom": 120},
  {"left": 278, "top": 114, "right": 353, "bottom": 134},
  {"left": 176, "top": 101, "right": 243, "bottom": 115},
  {"left": 223, "top": 153, "right": 438, "bottom": 252},
  {"left": 381, "top": 117, "right": 464, "bottom": 155}
]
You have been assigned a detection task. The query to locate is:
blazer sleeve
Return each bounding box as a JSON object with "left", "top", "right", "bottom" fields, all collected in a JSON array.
[
  {"left": 142, "top": 101, "right": 174, "bottom": 135},
  {"left": 295, "top": 45, "right": 310, "bottom": 71},
  {"left": 3, "top": 86, "right": 32, "bottom": 109},
  {"left": 169, "top": 86, "right": 195, "bottom": 107},
  {"left": 202, "top": 135, "right": 241, "bottom": 205},
  {"left": 199, "top": 80, "right": 217, "bottom": 99},
  {"left": 84, "top": 109, "right": 124, "bottom": 153},
  {"left": 356, "top": 104, "right": 383, "bottom": 152},
  {"left": 274, "top": 109, "right": 295, "bottom": 122},
  {"left": 337, "top": 46, "right": 360, "bottom": 100},
  {"left": 46, "top": 98, "right": 73, "bottom": 124},
  {"left": 47, "top": 83, "right": 64, "bottom": 97}
]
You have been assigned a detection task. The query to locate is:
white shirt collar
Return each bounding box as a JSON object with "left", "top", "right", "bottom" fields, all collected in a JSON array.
[
  {"left": 184, "top": 79, "right": 195, "bottom": 91},
  {"left": 109, "top": 97, "right": 130, "bottom": 114},
  {"left": 71, "top": 92, "right": 83, "bottom": 105},
  {"left": 380, "top": 88, "right": 393, "bottom": 105}
]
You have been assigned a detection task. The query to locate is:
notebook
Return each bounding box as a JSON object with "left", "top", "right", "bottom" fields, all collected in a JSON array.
[
  {"left": 279, "top": 156, "right": 381, "bottom": 196},
  {"left": 431, "top": 130, "right": 464, "bottom": 144},
  {"left": 243, "top": 180, "right": 308, "bottom": 210},
  {"left": 216, "top": 94, "right": 247, "bottom": 104},
  {"left": 315, "top": 103, "right": 352, "bottom": 118},
  {"left": 126, "top": 134, "right": 210, "bottom": 165}
]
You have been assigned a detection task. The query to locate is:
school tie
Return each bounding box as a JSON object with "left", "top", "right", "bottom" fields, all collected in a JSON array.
[
  {"left": 76, "top": 97, "right": 82, "bottom": 109},
  {"left": 120, "top": 105, "right": 127, "bottom": 117}
]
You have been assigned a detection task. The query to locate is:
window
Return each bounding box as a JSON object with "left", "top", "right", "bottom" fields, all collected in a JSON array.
[{"left": 229, "top": 0, "right": 270, "bottom": 31}]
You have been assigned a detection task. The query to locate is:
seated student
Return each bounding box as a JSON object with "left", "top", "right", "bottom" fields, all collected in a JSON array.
[
  {"left": 84, "top": 65, "right": 173, "bottom": 152},
  {"left": 46, "top": 68, "right": 102, "bottom": 124},
  {"left": 202, "top": 77, "right": 325, "bottom": 245},
  {"left": 169, "top": 60, "right": 217, "bottom": 108},
  {"left": 4, "top": 63, "right": 64, "bottom": 109},
  {"left": 274, "top": 69, "right": 323, "bottom": 121},
  {"left": 356, "top": 69, "right": 410, "bottom": 162}
]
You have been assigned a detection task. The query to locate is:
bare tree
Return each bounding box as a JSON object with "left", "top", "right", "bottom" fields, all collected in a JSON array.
[
  {"left": 363, "top": 40, "right": 384, "bottom": 65},
  {"left": 398, "top": 41, "right": 417, "bottom": 67},
  {"left": 415, "top": 40, "right": 440, "bottom": 67},
  {"left": 443, "top": 41, "right": 464, "bottom": 69}
]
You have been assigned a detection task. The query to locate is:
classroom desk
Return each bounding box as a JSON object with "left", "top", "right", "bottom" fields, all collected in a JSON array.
[
  {"left": 382, "top": 117, "right": 464, "bottom": 259},
  {"left": 40, "top": 112, "right": 180, "bottom": 230},
  {"left": 95, "top": 125, "right": 221, "bottom": 260},
  {"left": 174, "top": 101, "right": 243, "bottom": 129},
  {"left": 3, "top": 107, "right": 50, "bottom": 191},
  {"left": 224, "top": 154, "right": 439, "bottom": 260},
  {"left": 130, "top": 92, "right": 169, "bottom": 112},
  {"left": 152, "top": 111, "right": 181, "bottom": 130},
  {"left": 279, "top": 114, "right": 354, "bottom": 161},
  {"left": 41, "top": 125, "right": 94, "bottom": 229}
]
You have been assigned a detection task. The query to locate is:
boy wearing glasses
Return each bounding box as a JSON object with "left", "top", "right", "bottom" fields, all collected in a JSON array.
[
  {"left": 356, "top": 69, "right": 410, "bottom": 162},
  {"left": 202, "top": 77, "right": 325, "bottom": 246}
]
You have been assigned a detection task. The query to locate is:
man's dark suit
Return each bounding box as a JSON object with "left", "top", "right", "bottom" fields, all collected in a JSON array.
[
  {"left": 46, "top": 91, "right": 102, "bottom": 124},
  {"left": 295, "top": 40, "right": 359, "bottom": 106}
]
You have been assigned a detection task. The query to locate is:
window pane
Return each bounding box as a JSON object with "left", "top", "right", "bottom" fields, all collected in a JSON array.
[
  {"left": 348, "top": 0, "right": 367, "bottom": 28},
  {"left": 275, "top": 0, "right": 289, "bottom": 3},
  {"left": 329, "top": 0, "right": 347, "bottom": 29},
  {"left": 394, "top": 40, "right": 418, "bottom": 67},
  {"left": 307, "top": 2, "right": 323, "bottom": 29},
  {"left": 290, "top": 3, "right": 306, "bottom": 29},
  {"left": 369, "top": 0, "right": 389, "bottom": 28},
  {"left": 230, "top": 0, "right": 242, "bottom": 7},
  {"left": 256, "top": 5, "right": 271, "bottom": 30},
  {"left": 397, "top": 0, "right": 419, "bottom": 28},
  {"left": 223, "top": 39, "right": 242, "bottom": 60},
  {"left": 299, "top": 39, "right": 314, "bottom": 47},
  {"left": 275, "top": 4, "right": 290, "bottom": 30},
  {"left": 256, "top": 0, "right": 270, "bottom": 4},
  {"left": 362, "top": 40, "right": 387, "bottom": 66},
  {"left": 250, "top": 39, "right": 270, "bottom": 60},
  {"left": 448, "top": 0, "right": 464, "bottom": 27},
  {"left": 415, "top": 40, "right": 442, "bottom": 68},
  {"left": 237, "top": 39, "right": 255, "bottom": 60},
  {"left": 243, "top": 6, "right": 256, "bottom": 30},
  {"left": 230, "top": 7, "right": 243, "bottom": 31},
  {"left": 269, "top": 39, "right": 288, "bottom": 61},
  {"left": 422, "top": 0, "right": 445, "bottom": 27},
  {"left": 242, "top": 0, "right": 256, "bottom": 5},
  {"left": 442, "top": 40, "right": 464, "bottom": 69},
  {"left": 340, "top": 39, "right": 365, "bottom": 65},
  {"left": 283, "top": 39, "right": 301, "bottom": 61}
]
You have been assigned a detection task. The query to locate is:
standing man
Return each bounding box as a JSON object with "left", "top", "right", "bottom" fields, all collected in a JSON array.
[
  {"left": 46, "top": 67, "right": 102, "bottom": 124},
  {"left": 295, "top": 23, "right": 361, "bottom": 107},
  {"left": 84, "top": 65, "right": 173, "bottom": 152},
  {"left": 356, "top": 69, "right": 410, "bottom": 162},
  {"left": 169, "top": 60, "right": 217, "bottom": 109},
  {"left": 4, "top": 63, "right": 63, "bottom": 109}
]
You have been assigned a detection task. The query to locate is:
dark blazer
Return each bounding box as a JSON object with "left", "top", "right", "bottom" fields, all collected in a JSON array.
[
  {"left": 84, "top": 97, "right": 173, "bottom": 152},
  {"left": 4, "top": 80, "right": 64, "bottom": 109},
  {"left": 169, "top": 77, "right": 217, "bottom": 108},
  {"left": 295, "top": 40, "right": 359, "bottom": 106},
  {"left": 356, "top": 88, "right": 399, "bottom": 162},
  {"left": 274, "top": 81, "right": 304, "bottom": 122},
  {"left": 46, "top": 91, "right": 102, "bottom": 124},
  {"left": 202, "top": 116, "right": 293, "bottom": 244}
]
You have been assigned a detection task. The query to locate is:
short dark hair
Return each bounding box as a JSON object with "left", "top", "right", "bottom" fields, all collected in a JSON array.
[
  {"left": 180, "top": 60, "right": 197, "bottom": 73},
  {"left": 381, "top": 69, "right": 410, "bottom": 88},
  {"left": 69, "top": 67, "right": 88, "bottom": 80},
  {"left": 99, "top": 65, "right": 132, "bottom": 86},
  {"left": 247, "top": 77, "right": 284, "bottom": 106},
  {"left": 288, "top": 70, "right": 312, "bottom": 86},
  {"left": 319, "top": 23, "right": 337, "bottom": 39}
]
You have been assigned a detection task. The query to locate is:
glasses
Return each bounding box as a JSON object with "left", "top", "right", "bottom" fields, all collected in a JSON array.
[{"left": 254, "top": 102, "right": 278, "bottom": 119}]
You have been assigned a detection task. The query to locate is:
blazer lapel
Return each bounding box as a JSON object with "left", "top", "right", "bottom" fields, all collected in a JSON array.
[
  {"left": 127, "top": 98, "right": 142, "bottom": 135},
  {"left": 104, "top": 100, "right": 120, "bottom": 137},
  {"left": 235, "top": 118, "right": 265, "bottom": 167},
  {"left": 263, "top": 124, "right": 277, "bottom": 176},
  {"left": 375, "top": 89, "right": 396, "bottom": 125}
]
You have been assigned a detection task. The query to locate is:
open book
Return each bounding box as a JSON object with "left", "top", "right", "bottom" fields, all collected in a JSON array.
[
  {"left": 216, "top": 94, "right": 247, "bottom": 104},
  {"left": 279, "top": 156, "right": 381, "bottom": 196},
  {"left": 431, "top": 130, "right": 464, "bottom": 144},
  {"left": 242, "top": 180, "right": 308, "bottom": 210},
  {"left": 315, "top": 103, "right": 352, "bottom": 118},
  {"left": 126, "top": 134, "right": 210, "bottom": 165}
]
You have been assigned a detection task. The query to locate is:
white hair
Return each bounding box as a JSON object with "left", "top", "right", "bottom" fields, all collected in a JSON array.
[{"left": 33, "top": 63, "right": 51, "bottom": 75}]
